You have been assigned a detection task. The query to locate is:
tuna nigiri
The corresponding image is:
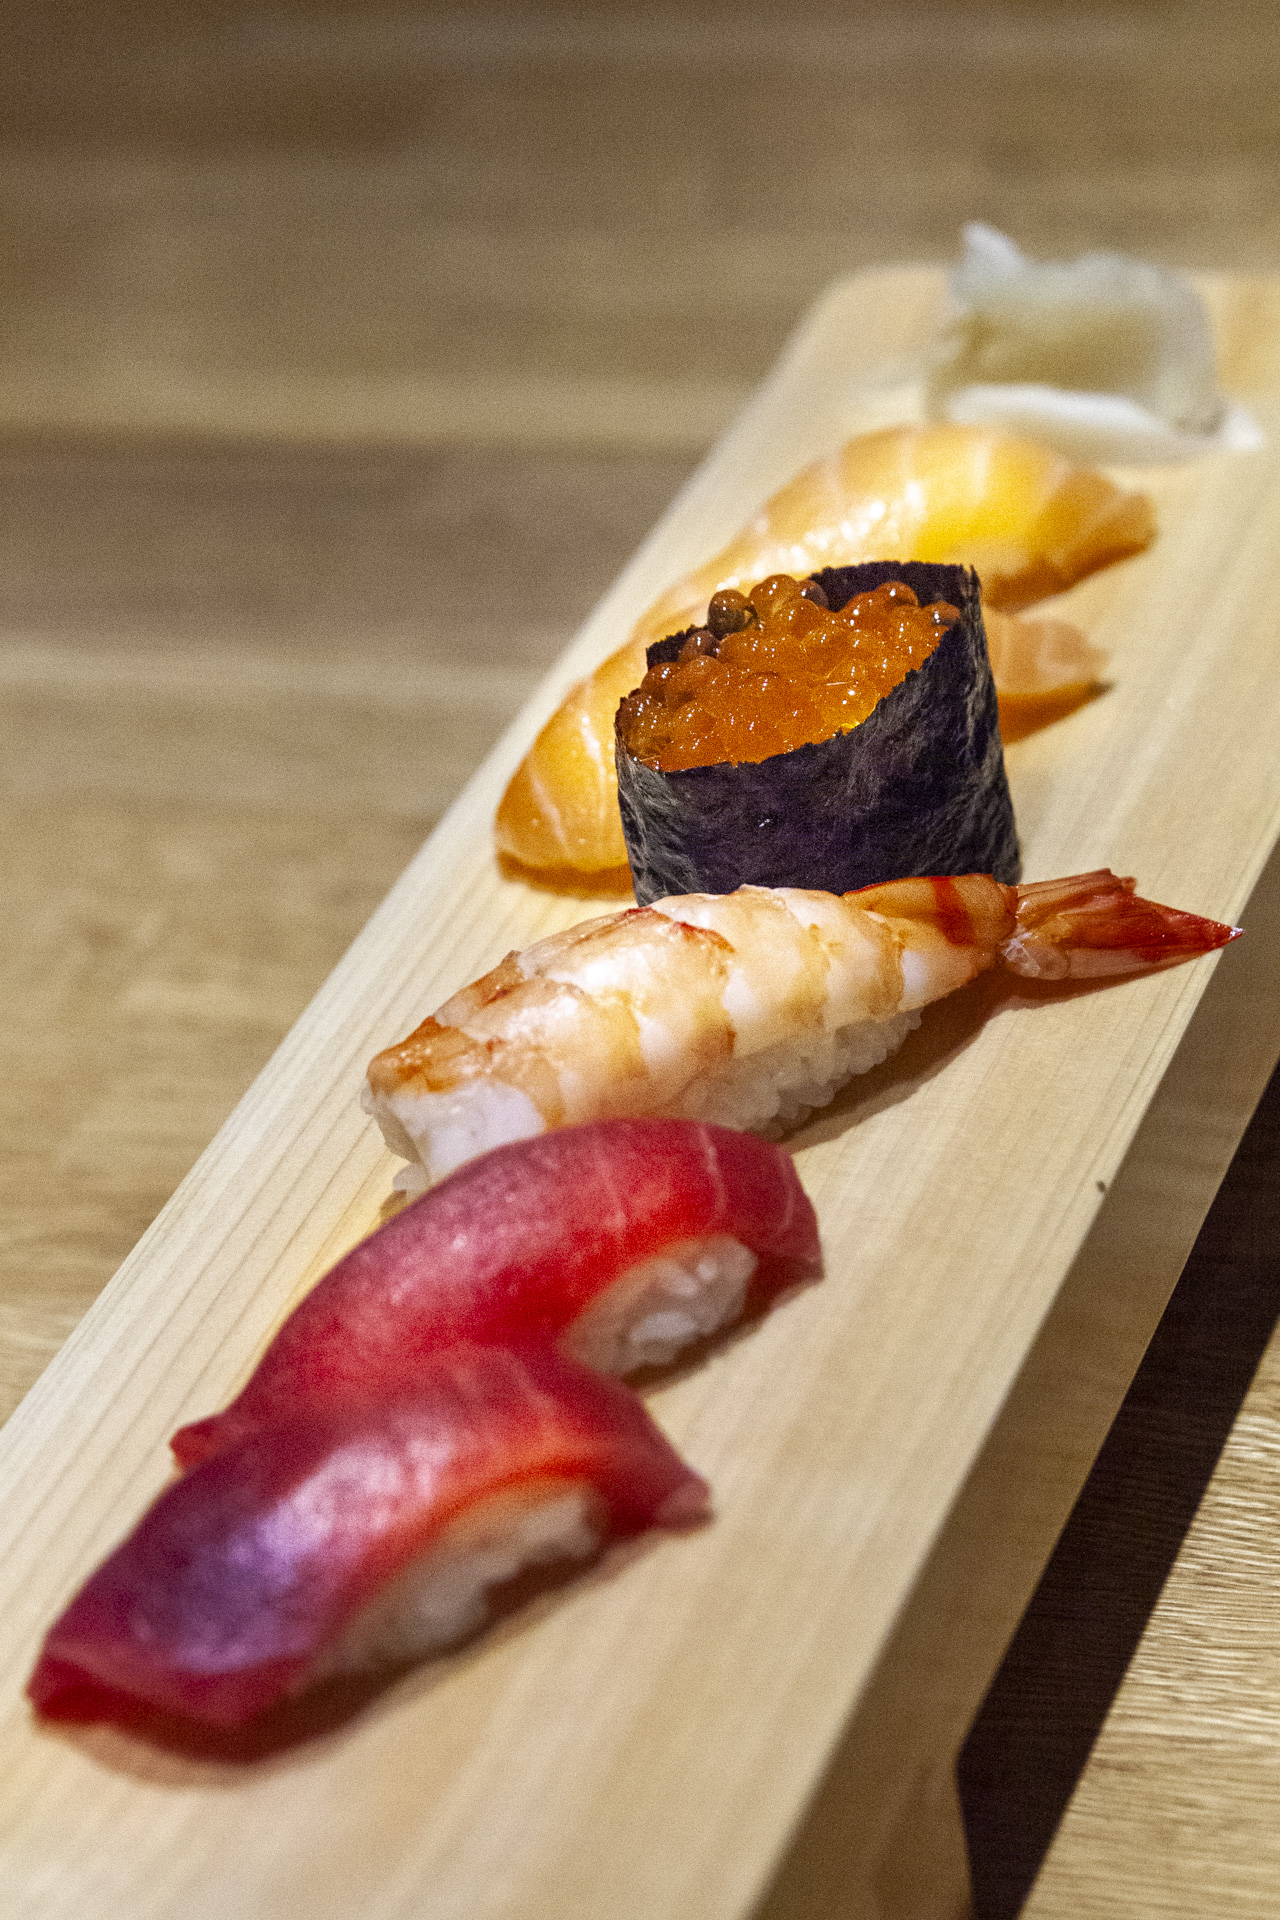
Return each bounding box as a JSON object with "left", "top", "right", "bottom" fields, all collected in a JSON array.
[
  {"left": 172, "top": 1119, "right": 820, "bottom": 1470},
  {"left": 31, "top": 1345, "right": 708, "bottom": 1730},
  {"left": 495, "top": 424, "right": 1155, "bottom": 876},
  {"left": 364, "top": 872, "right": 1239, "bottom": 1189}
]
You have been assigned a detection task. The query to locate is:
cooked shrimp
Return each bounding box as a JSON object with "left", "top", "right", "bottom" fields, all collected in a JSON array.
[
  {"left": 495, "top": 425, "right": 1153, "bottom": 876},
  {"left": 364, "top": 871, "right": 1236, "bottom": 1190}
]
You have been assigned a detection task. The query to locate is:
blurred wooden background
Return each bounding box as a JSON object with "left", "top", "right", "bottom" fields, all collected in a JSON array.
[{"left": 4, "top": 3, "right": 1280, "bottom": 1913}]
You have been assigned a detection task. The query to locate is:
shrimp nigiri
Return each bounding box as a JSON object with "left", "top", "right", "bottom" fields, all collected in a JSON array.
[
  {"left": 30, "top": 1345, "right": 708, "bottom": 1730},
  {"left": 364, "top": 872, "right": 1238, "bottom": 1190},
  {"left": 495, "top": 425, "right": 1154, "bottom": 876},
  {"left": 172, "top": 1119, "right": 820, "bottom": 1470}
]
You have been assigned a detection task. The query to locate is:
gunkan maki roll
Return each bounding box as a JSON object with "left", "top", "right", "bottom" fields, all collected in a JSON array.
[{"left": 614, "top": 560, "right": 1019, "bottom": 906}]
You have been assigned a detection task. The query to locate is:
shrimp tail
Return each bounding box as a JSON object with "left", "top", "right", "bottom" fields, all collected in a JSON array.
[{"left": 1001, "top": 869, "right": 1242, "bottom": 981}]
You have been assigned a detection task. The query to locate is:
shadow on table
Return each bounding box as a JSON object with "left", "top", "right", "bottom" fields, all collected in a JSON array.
[{"left": 958, "top": 1058, "right": 1280, "bottom": 1918}]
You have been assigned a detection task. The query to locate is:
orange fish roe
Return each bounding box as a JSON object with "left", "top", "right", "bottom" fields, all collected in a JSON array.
[{"left": 616, "top": 573, "right": 960, "bottom": 772}]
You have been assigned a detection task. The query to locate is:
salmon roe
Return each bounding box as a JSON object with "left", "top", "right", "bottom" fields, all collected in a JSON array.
[{"left": 616, "top": 574, "right": 959, "bottom": 771}]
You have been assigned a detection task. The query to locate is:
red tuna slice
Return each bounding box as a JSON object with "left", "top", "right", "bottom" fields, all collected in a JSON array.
[
  {"left": 30, "top": 1344, "right": 709, "bottom": 1730},
  {"left": 173, "top": 1119, "right": 820, "bottom": 1469}
]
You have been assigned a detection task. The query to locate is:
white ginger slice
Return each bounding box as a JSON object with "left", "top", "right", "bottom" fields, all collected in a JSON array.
[
  {"left": 563, "top": 1234, "right": 758, "bottom": 1374},
  {"left": 928, "top": 224, "right": 1262, "bottom": 463}
]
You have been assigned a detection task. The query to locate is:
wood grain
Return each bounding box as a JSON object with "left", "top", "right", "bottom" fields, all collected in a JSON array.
[
  {"left": 0, "top": 268, "right": 1277, "bottom": 1919},
  {"left": 6, "top": 2, "right": 1280, "bottom": 449},
  {"left": 961, "top": 1049, "right": 1280, "bottom": 1920},
  {"left": 0, "top": 442, "right": 690, "bottom": 1420},
  {"left": 1026, "top": 1297, "right": 1280, "bottom": 1917},
  {"left": 769, "top": 835, "right": 1280, "bottom": 1920},
  {"left": 8, "top": 8, "right": 1280, "bottom": 1910}
]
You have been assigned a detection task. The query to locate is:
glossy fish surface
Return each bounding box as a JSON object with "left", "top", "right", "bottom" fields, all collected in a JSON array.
[
  {"left": 32, "top": 1345, "right": 709, "bottom": 1730},
  {"left": 173, "top": 1119, "right": 820, "bottom": 1468}
]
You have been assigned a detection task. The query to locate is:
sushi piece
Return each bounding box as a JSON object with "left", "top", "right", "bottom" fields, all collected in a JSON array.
[
  {"left": 30, "top": 1345, "right": 708, "bottom": 1730},
  {"left": 984, "top": 608, "right": 1104, "bottom": 700},
  {"left": 494, "top": 423, "right": 1154, "bottom": 878},
  {"left": 171, "top": 1119, "right": 820, "bottom": 1470},
  {"left": 363, "top": 870, "right": 1239, "bottom": 1189},
  {"left": 614, "top": 563, "right": 1019, "bottom": 906},
  {"left": 927, "top": 224, "right": 1263, "bottom": 464},
  {"left": 984, "top": 606, "right": 1108, "bottom": 742}
]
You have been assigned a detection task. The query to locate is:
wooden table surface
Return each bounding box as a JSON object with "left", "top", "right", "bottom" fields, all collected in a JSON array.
[{"left": 4, "top": 4, "right": 1280, "bottom": 1913}]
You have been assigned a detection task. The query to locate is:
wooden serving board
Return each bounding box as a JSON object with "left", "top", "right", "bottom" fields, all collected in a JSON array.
[{"left": 4, "top": 269, "right": 1280, "bottom": 1920}]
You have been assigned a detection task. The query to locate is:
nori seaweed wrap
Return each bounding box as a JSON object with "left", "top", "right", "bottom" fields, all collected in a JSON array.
[{"left": 615, "top": 560, "right": 1019, "bottom": 906}]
